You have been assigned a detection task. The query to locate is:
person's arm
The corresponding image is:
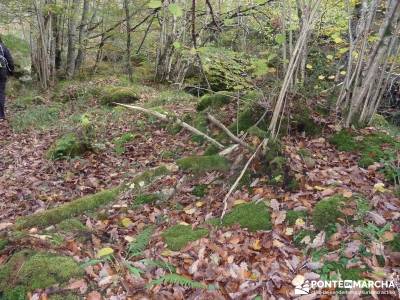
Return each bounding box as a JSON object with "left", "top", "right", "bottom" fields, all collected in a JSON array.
[{"left": 3, "top": 46, "right": 14, "bottom": 74}]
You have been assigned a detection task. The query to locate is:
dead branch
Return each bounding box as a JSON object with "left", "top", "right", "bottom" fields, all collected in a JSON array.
[
  {"left": 207, "top": 113, "right": 253, "bottom": 150},
  {"left": 114, "top": 103, "right": 225, "bottom": 149}
]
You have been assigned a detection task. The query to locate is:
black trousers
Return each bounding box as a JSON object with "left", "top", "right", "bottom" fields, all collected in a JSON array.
[{"left": 0, "top": 79, "right": 6, "bottom": 119}]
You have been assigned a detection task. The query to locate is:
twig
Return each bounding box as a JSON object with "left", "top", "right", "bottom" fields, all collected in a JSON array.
[
  {"left": 114, "top": 103, "right": 225, "bottom": 149},
  {"left": 207, "top": 113, "right": 253, "bottom": 150},
  {"left": 220, "top": 139, "right": 267, "bottom": 220}
]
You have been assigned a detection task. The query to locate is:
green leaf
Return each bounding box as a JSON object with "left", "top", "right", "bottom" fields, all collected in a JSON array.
[
  {"left": 97, "top": 247, "right": 114, "bottom": 257},
  {"left": 173, "top": 41, "right": 181, "bottom": 49},
  {"left": 275, "top": 33, "right": 285, "bottom": 45},
  {"left": 168, "top": 3, "right": 183, "bottom": 17},
  {"left": 124, "top": 261, "right": 144, "bottom": 277},
  {"left": 148, "top": 0, "right": 162, "bottom": 9}
]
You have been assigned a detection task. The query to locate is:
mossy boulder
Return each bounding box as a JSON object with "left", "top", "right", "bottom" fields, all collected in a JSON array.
[
  {"left": 312, "top": 195, "right": 346, "bottom": 231},
  {"left": 177, "top": 155, "right": 229, "bottom": 174},
  {"left": 196, "top": 92, "right": 232, "bottom": 111},
  {"left": 15, "top": 188, "right": 121, "bottom": 229},
  {"left": 221, "top": 202, "right": 272, "bottom": 231},
  {"left": 100, "top": 86, "right": 139, "bottom": 106},
  {"left": 47, "top": 133, "right": 90, "bottom": 160},
  {"left": 162, "top": 225, "right": 209, "bottom": 251},
  {"left": 0, "top": 250, "right": 83, "bottom": 298}
]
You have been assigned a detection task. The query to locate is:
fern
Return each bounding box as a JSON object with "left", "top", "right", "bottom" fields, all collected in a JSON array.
[
  {"left": 149, "top": 274, "right": 206, "bottom": 289},
  {"left": 141, "top": 259, "right": 176, "bottom": 273},
  {"left": 124, "top": 261, "right": 144, "bottom": 277},
  {"left": 128, "top": 225, "right": 155, "bottom": 257}
]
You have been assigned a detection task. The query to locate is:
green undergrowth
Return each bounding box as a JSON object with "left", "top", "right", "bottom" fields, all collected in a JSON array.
[
  {"left": 192, "top": 184, "right": 208, "bottom": 197},
  {"left": 177, "top": 155, "right": 229, "bottom": 174},
  {"left": 47, "top": 132, "right": 91, "bottom": 160},
  {"left": 286, "top": 210, "right": 308, "bottom": 226},
  {"left": 133, "top": 193, "right": 160, "bottom": 207},
  {"left": 162, "top": 225, "right": 209, "bottom": 251},
  {"left": 15, "top": 188, "right": 121, "bottom": 229},
  {"left": 213, "top": 202, "right": 272, "bottom": 232},
  {"left": 196, "top": 91, "right": 232, "bottom": 111},
  {"left": 57, "top": 218, "right": 88, "bottom": 233},
  {"left": 113, "top": 132, "right": 136, "bottom": 155},
  {"left": 387, "top": 233, "right": 400, "bottom": 252},
  {"left": 293, "top": 229, "right": 316, "bottom": 248},
  {"left": 0, "top": 250, "right": 83, "bottom": 300},
  {"left": 191, "top": 113, "right": 208, "bottom": 144},
  {"left": 145, "top": 89, "right": 195, "bottom": 108},
  {"left": 11, "top": 104, "right": 61, "bottom": 133},
  {"left": 312, "top": 195, "right": 347, "bottom": 231}
]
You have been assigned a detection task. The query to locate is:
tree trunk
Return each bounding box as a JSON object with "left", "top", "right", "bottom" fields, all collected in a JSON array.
[{"left": 123, "top": 0, "right": 133, "bottom": 82}]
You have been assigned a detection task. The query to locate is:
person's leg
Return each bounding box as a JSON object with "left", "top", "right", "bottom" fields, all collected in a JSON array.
[{"left": 0, "top": 79, "right": 6, "bottom": 119}]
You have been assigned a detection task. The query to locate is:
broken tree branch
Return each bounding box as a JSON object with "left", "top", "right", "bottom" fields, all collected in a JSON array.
[
  {"left": 207, "top": 113, "right": 253, "bottom": 150},
  {"left": 114, "top": 103, "right": 225, "bottom": 150}
]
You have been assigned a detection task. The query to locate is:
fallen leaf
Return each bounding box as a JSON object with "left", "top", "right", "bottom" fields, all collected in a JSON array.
[
  {"left": 87, "top": 291, "right": 102, "bottom": 300},
  {"left": 292, "top": 274, "right": 305, "bottom": 286},
  {"left": 251, "top": 239, "right": 262, "bottom": 251},
  {"left": 121, "top": 217, "right": 133, "bottom": 228},
  {"left": 97, "top": 247, "right": 114, "bottom": 258},
  {"left": 311, "top": 231, "right": 325, "bottom": 248},
  {"left": 373, "top": 182, "right": 386, "bottom": 193},
  {"left": 285, "top": 227, "right": 294, "bottom": 236},
  {"left": 295, "top": 218, "right": 305, "bottom": 227}
]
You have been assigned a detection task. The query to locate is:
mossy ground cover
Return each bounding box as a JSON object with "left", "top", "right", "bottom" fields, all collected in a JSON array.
[
  {"left": 47, "top": 132, "right": 91, "bottom": 160},
  {"left": 162, "top": 225, "right": 209, "bottom": 251},
  {"left": 0, "top": 250, "right": 83, "bottom": 299},
  {"left": 196, "top": 92, "right": 232, "bottom": 111},
  {"left": 219, "top": 202, "right": 272, "bottom": 232},
  {"left": 133, "top": 193, "right": 160, "bottom": 206},
  {"left": 100, "top": 86, "right": 140, "bottom": 106},
  {"left": 177, "top": 155, "right": 229, "bottom": 174},
  {"left": 286, "top": 210, "right": 308, "bottom": 226},
  {"left": 113, "top": 132, "right": 136, "bottom": 155},
  {"left": 15, "top": 188, "right": 121, "bottom": 229},
  {"left": 312, "top": 195, "right": 347, "bottom": 231},
  {"left": 57, "top": 218, "right": 88, "bottom": 233}
]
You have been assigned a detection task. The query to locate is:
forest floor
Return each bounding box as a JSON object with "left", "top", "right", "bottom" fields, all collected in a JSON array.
[{"left": 0, "top": 76, "right": 400, "bottom": 300}]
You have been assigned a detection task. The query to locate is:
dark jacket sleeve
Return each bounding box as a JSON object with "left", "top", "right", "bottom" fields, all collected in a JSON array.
[{"left": 3, "top": 45, "right": 14, "bottom": 74}]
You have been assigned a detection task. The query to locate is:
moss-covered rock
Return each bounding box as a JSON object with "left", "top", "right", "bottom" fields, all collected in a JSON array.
[
  {"left": 15, "top": 188, "right": 121, "bottom": 229},
  {"left": 133, "top": 193, "right": 160, "bottom": 206},
  {"left": 100, "top": 86, "right": 139, "bottom": 106},
  {"left": 196, "top": 92, "right": 232, "bottom": 111},
  {"left": 312, "top": 195, "right": 346, "bottom": 230},
  {"left": 47, "top": 133, "right": 91, "bottom": 160},
  {"left": 177, "top": 155, "right": 229, "bottom": 174},
  {"left": 221, "top": 202, "right": 272, "bottom": 231},
  {"left": 0, "top": 250, "right": 83, "bottom": 298},
  {"left": 162, "top": 225, "right": 209, "bottom": 251},
  {"left": 113, "top": 132, "right": 136, "bottom": 155},
  {"left": 286, "top": 210, "right": 308, "bottom": 226}
]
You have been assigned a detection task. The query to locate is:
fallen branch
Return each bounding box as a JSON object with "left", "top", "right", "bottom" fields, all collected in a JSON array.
[
  {"left": 207, "top": 113, "right": 253, "bottom": 150},
  {"left": 220, "top": 139, "right": 267, "bottom": 220},
  {"left": 114, "top": 103, "right": 225, "bottom": 149}
]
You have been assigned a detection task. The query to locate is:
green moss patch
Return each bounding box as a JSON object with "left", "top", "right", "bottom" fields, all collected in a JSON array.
[
  {"left": 286, "top": 210, "right": 308, "bottom": 226},
  {"left": 177, "top": 155, "right": 229, "bottom": 174},
  {"left": 248, "top": 126, "right": 269, "bottom": 139},
  {"left": 133, "top": 193, "right": 160, "bottom": 206},
  {"left": 293, "top": 229, "right": 316, "bottom": 248},
  {"left": 15, "top": 188, "right": 121, "bottom": 229},
  {"left": 387, "top": 234, "right": 400, "bottom": 252},
  {"left": 57, "top": 218, "right": 87, "bottom": 233},
  {"left": 114, "top": 132, "right": 136, "bottom": 155},
  {"left": 221, "top": 202, "right": 272, "bottom": 231},
  {"left": 196, "top": 92, "right": 232, "bottom": 111},
  {"left": 191, "top": 113, "right": 208, "bottom": 144},
  {"left": 192, "top": 185, "right": 208, "bottom": 197},
  {"left": 0, "top": 250, "right": 83, "bottom": 298},
  {"left": 312, "top": 195, "right": 346, "bottom": 231},
  {"left": 100, "top": 86, "right": 139, "bottom": 106},
  {"left": 128, "top": 165, "right": 170, "bottom": 192},
  {"left": 0, "top": 239, "right": 8, "bottom": 251},
  {"left": 47, "top": 133, "right": 91, "bottom": 160},
  {"left": 162, "top": 225, "right": 209, "bottom": 251},
  {"left": 292, "top": 109, "right": 321, "bottom": 136},
  {"left": 330, "top": 130, "right": 358, "bottom": 151}
]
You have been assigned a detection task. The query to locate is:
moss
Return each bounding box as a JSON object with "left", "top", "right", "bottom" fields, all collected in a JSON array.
[
  {"left": 312, "top": 195, "right": 346, "bottom": 231},
  {"left": 162, "top": 225, "right": 209, "bottom": 251},
  {"left": 191, "top": 113, "right": 208, "bottom": 144},
  {"left": 192, "top": 185, "right": 207, "bottom": 197},
  {"left": 370, "top": 114, "right": 390, "bottom": 128},
  {"left": 128, "top": 166, "right": 170, "bottom": 192},
  {"left": 15, "top": 187, "right": 121, "bottom": 229},
  {"left": 286, "top": 210, "right": 308, "bottom": 226},
  {"left": 0, "top": 239, "right": 8, "bottom": 251},
  {"left": 100, "top": 86, "right": 139, "bottom": 106},
  {"left": 196, "top": 91, "right": 232, "bottom": 111},
  {"left": 49, "top": 293, "right": 80, "bottom": 300},
  {"left": 297, "top": 148, "right": 312, "bottom": 158},
  {"left": 57, "top": 218, "right": 87, "bottom": 233},
  {"left": 292, "top": 109, "right": 321, "bottom": 136},
  {"left": 47, "top": 133, "right": 90, "bottom": 160},
  {"left": 269, "top": 156, "right": 286, "bottom": 184},
  {"left": 133, "top": 193, "right": 160, "bottom": 206},
  {"left": 293, "top": 229, "right": 316, "bottom": 248},
  {"left": 387, "top": 234, "right": 400, "bottom": 252},
  {"left": 114, "top": 132, "right": 136, "bottom": 155},
  {"left": 0, "top": 250, "right": 83, "bottom": 297},
  {"left": 248, "top": 126, "right": 269, "bottom": 139},
  {"left": 221, "top": 202, "right": 272, "bottom": 231},
  {"left": 177, "top": 155, "right": 229, "bottom": 174},
  {"left": 228, "top": 107, "right": 254, "bottom": 133},
  {"left": 286, "top": 177, "right": 300, "bottom": 191},
  {"left": 204, "top": 144, "right": 220, "bottom": 155},
  {"left": 329, "top": 130, "right": 357, "bottom": 151}
]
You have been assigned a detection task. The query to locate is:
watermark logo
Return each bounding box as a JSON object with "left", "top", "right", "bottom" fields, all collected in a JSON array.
[{"left": 294, "top": 280, "right": 310, "bottom": 295}]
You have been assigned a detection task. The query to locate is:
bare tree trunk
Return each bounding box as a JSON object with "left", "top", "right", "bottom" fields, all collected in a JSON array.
[
  {"left": 66, "top": 0, "right": 80, "bottom": 78},
  {"left": 123, "top": 0, "right": 133, "bottom": 82},
  {"left": 74, "top": 0, "right": 90, "bottom": 74}
]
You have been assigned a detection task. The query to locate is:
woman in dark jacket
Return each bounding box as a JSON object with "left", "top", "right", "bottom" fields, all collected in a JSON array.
[{"left": 0, "top": 37, "right": 14, "bottom": 121}]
